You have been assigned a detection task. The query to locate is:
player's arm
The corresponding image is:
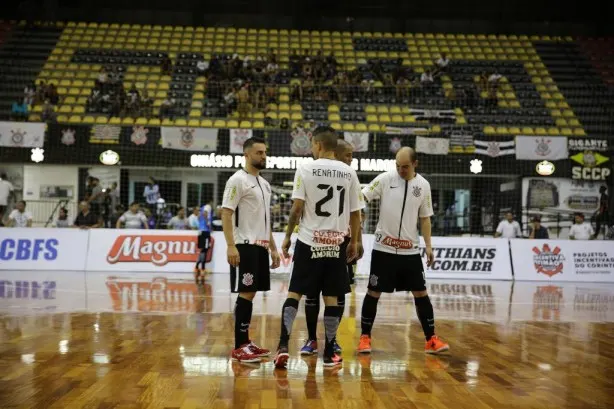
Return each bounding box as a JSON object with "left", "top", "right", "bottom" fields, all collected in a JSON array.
[
  {"left": 361, "top": 172, "right": 386, "bottom": 203},
  {"left": 568, "top": 225, "right": 576, "bottom": 240},
  {"left": 419, "top": 184, "right": 435, "bottom": 267},
  {"left": 221, "top": 178, "right": 243, "bottom": 266},
  {"left": 494, "top": 221, "right": 503, "bottom": 238},
  {"left": 26, "top": 214, "right": 32, "bottom": 228},
  {"left": 348, "top": 171, "right": 366, "bottom": 261},
  {"left": 285, "top": 199, "right": 304, "bottom": 240},
  {"left": 282, "top": 167, "right": 306, "bottom": 258},
  {"left": 141, "top": 214, "right": 149, "bottom": 230},
  {"left": 6, "top": 211, "right": 15, "bottom": 227}
]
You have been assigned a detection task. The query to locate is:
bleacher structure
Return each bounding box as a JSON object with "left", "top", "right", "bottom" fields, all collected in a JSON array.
[{"left": 0, "top": 20, "right": 612, "bottom": 140}]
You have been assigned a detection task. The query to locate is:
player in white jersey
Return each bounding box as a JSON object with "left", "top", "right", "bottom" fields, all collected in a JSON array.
[
  {"left": 274, "top": 127, "right": 365, "bottom": 369},
  {"left": 356, "top": 147, "right": 449, "bottom": 355},
  {"left": 301, "top": 138, "right": 360, "bottom": 356},
  {"left": 222, "top": 137, "right": 281, "bottom": 363}
]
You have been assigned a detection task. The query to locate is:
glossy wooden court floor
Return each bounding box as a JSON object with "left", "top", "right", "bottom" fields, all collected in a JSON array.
[{"left": 1, "top": 271, "right": 614, "bottom": 409}]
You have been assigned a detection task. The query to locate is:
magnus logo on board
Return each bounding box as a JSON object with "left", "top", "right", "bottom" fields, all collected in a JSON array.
[
  {"left": 106, "top": 235, "right": 198, "bottom": 266},
  {"left": 419, "top": 246, "right": 497, "bottom": 272},
  {"left": 532, "top": 244, "right": 565, "bottom": 277}
]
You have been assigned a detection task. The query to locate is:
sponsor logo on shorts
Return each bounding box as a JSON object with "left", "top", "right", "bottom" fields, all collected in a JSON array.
[
  {"left": 369, "top": 275, "right": 378, "bottom": 287},
  {"left": 254, "top": 240, "right": 270, "bottom": 249},
  {"left": 310, "top": 245, "right": 340, "bottom": 259},
  {"left": 242, "top": 273, "right": 254, "bottom": 286},
  {"left": 312, "top": 230, "right": 345, "bottom": 246},
  {"left": 106, "top": 235, "right": 198, "bottom": 266},
  {"left": 381, "top": 236, "right": 413, "bottom": 249}
]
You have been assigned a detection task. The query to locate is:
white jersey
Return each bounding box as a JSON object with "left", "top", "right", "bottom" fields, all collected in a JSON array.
[
  {"left": 292, "top": 158, "right": 364, "bottom": 247},
  {"left": 495, "top": 220, "right": 522, "bottom": 238},
  {"left": 362, "top": 171, "right": 433, "bottom": 255},
  {"left": 222, "top": 169, "right": 272, "bottom": 248},
  {"left": 569, "top": 222, "right": 594, "bottom": 240},
  {"left": 8, "top": 209, "right": 32, "bottom": 228}
]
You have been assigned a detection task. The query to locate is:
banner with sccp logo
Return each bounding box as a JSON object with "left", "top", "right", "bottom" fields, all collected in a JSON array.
[{"left": 511, "top": 239, "right": 614, "bottom": 283}]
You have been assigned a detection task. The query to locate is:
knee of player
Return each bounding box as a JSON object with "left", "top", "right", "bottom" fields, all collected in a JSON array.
[
  {"left": 367, "top": 290, "right": 382, "bottom": 299},
  {"left": 239, "top": 292, "right": 257, "bottom": 301},
  {"left": 411, "top": 290, "right": 428, "bottom": 298},
  {"left": 287, "top": 292, "right": 303, "bottom": 301}
]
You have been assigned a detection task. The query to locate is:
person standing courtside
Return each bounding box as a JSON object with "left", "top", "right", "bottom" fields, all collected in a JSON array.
[
  {"left": 301, "top": 138, "right": 361, "bottom": 356},
  {"left": 222, "top": 137, "right": 281, "bottom": 363},
  {"left": 357, "top": 147, "right": 449, "bottom": 355},
  {"left": 274, "top": 127, "right": 364, "bottom": 369}
]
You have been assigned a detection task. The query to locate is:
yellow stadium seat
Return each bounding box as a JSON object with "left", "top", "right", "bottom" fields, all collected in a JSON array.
[
  {"left": 562, "top": 110, "right": 574, "bottom": 118},
  {"left": 95, "top": 116, "right": 108, "bottom": 124},
  {"left": 278, "top": 103, "right": 290, "bottom": 112},
  {"left": 376, "top": 106, "right": 389, "bottom": 114},
  {"left": 238, "top": 120, "right": 251, "bottom": 128},
  {"left": 58, "top": 105, "right": 72, "bottom": 113},
  {"left": 368, "top": 124, "right": 381, "bottom": 132},
  {"left": 484, "top": 126, "right": 495, "bottom": 135},
  {"left": 291, "top": 104, "right": 302, "bottom": 112},
  {"left": 561, "top": 128, "right": 572, "bottom": 136},
  {"left": 135, "top": 117, "right": 148, "bottom": 125},
  {"left": 389, "top": 106, "right": 401, "bottom": 114},
  {"left": 189, "top": 109, "right": 201, "bottom": 118},
  {"left": 330, "top": 123, "right": 341, "bottom": 131},
  {"left": 227, "top": 119, "right": 239, "bottom": 128},
  {"left": 521, "top": 127, "right": 534, "bottom": 135},
  {"left": 173, "top": 118, "right": 187, "bottom": 126},
  {"left": 253, "top": 121, "right": 265, "bottom": 129},
  {"left": 188, "top": 119, "right": 200, "bottom": 127},
  {"left": 573, "top": 128, "right": 586, "bottom": 136},
  {"left": 291, "top": 112, "right": 303, "bottom": 121},
  {"left": 391, "top": 115, "right": 403, "bottom": 123},
  {"left": 342, "top": 123, "right": 355, "bottom": 131},
  {"left": 365, "top": 105, "right": 376, "bottom": 114},
  {"left": 56, "top": 115, "right": 68, "bottom": 123},
  {"left": 148, "top": 118, "right": 161, "bottom": 126},
  {"left": 82, "top": 115, "right": 95, "bottom": 124},
  {"left": 109, "top": 117, "right": 121, "bottom": 125},
  {"left": 122, "top": 117, "right": 135, "bottom": 125},
  {"left": 161, "top": 118, "right": 174, "bottom": 126},
  {"left": 68, "top": 115, "right": 82, "bottom": 124},
  {"left": 355, "top": 123, "right": 367, "bottom": 131},
  {"left": 568, "top": 118, "right": 580, "bottom": 127},
  {"left": 329, "top": 113, "right": 341, "bottom": 122},
  {"left": 535, "top": 127, "right": 547, "bottom": 135},
  {"left": 378, "top": 114, "right": 391, "bottom": 123}
]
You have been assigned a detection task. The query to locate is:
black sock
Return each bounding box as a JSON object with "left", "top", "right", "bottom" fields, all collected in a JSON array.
[
  {"left": 234, "top": 296, "right": 253, "bottom": 349},
  {"left": 305, "top": 296, "right": 320, "bottom": 341},
  {"left": 361, "top": 294, "right": 379, "bottom": 336},
  {"left": 279, "top": 298, "right": 299, "bottom": 348},
  {"left": 337, "top": 295, "right": 345, "bottom": 323},
  {"left": 414, "top": 295, "right": 435, "bottom": 341},
  {"left": 323, "top": 306, "right": 342, "bottom": 356}
]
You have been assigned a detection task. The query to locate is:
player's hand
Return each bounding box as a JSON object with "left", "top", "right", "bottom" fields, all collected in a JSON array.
[
  {"left": 270, "top": 249, "right": 281, "bottom": 269},
  {"left": 425, "top": 246, "right": 434, "bottom": 268},
  {"left": 227, "top": 245, "right": 240, "bottom": 267},
  {"left": 347, "top": 242, "right": 358, "bottom": 263},
  {"left": 281, "top": 236, "right": 292, "bottom": 259}
]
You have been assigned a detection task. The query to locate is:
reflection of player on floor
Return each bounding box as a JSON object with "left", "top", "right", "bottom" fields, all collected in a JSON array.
[
  {"left": 274, "top": 127, "right": 365, "bottom": 369},
  {"left": 357, "top": 147, "right": 449, "bottom": 355},
  {"left": 301, "top": 138, "right": 362, "bottom": 356},
  {"left": 222, "top": 137, "right": 281, "bottom": 363}
]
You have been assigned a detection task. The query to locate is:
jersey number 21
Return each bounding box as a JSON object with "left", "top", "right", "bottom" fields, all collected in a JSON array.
[{"left": 315, "top": 184, "right": 346, "bottom": 217}]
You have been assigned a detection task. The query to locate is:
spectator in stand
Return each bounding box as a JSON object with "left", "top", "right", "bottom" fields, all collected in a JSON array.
[
  {"left": 73, "top": 201, "right": 102, "bottom": 229},
  {"left": 54, "top": 207, "right": 70, "bottom": 228},
  {"left": 478, "top": 71, "right": 489, "bottom": 93},
  {"left": 126, "top": 84, "right": 140, "bottom": 116},
  {"left": 7, "top": 200, "right": 32, "bottom": 228},
  {"left": 87, "top": 177, "right": 105, "bottom": 217},
  {"left": 162, "top": 55, "right": 173, "bottom": 76},
  {"left": 494, "top": 212, "right": 522, "bottom": 238},
  {"left": 420, "top": 70, "right": 434, "bottom": 86},
  {"left": 290, "top": 83, "right": 303, "bottom": 103},
  {"left": 594, "top": 185, "right": 609, "bottom": 239},
  {"left": 24, "top": 83, "right": 36, "bottom": 105},
  {"left": 142, "top": 207, "right": 156, "bottom": 229},
  {"left": 46, "top": 84, "right": 60, "bottom": 105},
  {"left": 569, "top": 213, "right": 594, "bottom": 240},
  {"left": 143, "top": 177, "right": 160, "bottom": 216},
  {"left": 488, "top": 70, "right": 503, "bottom": 93},
  {"left": 188, "top": 206, "right": 200, "bottom": 230},
  {"left": 11, "top": 100, "right": 29, "bottom": 120},
  {"left": 41, "top": 100, "right": 57, "bottom": 123},
  {"left": 35, "top": 80, "right": 48, "bottom": 105},
  {"left": 106, "top": 182, "right": 120, "bottom": 217},
  {"left": 236, "top": 84, "right": 250, "bottom": 120},
  {"left": 289, "top": 49, "right": 301, "bottom": 77},
  {"left": 434, "top": 53, "right": 450, "bottom": 76},
  {"left": 96, "top": 67, "right": 108, "bottom": 89},
  {"left": 168, "top": 207, "right": 189, "bottom": 230},
  {"left": 528, "top": 216, "right": 549, "bottom": 239},
  {"left": 117, "top": 201, "right": 149, "bottom": 229},
  {"left": 160, "top": 94, "right": 176, "bottom": 119},
  {"left": 140, "top": 89, "right": 153, "bottom": 117},
  {"left": 0, "top": 173, "right": 15, "bottom": 226}
]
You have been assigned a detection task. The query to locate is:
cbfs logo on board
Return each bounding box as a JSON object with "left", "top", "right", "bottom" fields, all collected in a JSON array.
[
  {"left": 106, "top": 235, "right": 198, "bottom": 266},
  {"left": 532, "top": 244, "right": 565, "bottom": 277}
]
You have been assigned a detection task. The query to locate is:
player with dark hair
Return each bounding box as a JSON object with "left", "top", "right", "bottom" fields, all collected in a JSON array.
[
  {"left": 273, "top": 127, "right": 364, "bottom": 369},
  {"left": 357, "top": 146, "right": 449, "bottom": 355},
  {"left": 222, "top": 137, "right": 281, "bottom": 363},
  {"left": 300, "top": 138, "right": 361, "bottom": 356}
]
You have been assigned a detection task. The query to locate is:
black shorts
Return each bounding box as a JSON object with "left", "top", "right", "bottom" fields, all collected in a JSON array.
[
  {"left": 230, "top": 244, "right": 271, "bottom": 293},
  {"left": 290, "top": 240, "right": 349, "bottom": 297},
  {"left": 198, "top": 231, "right": 211, "bottom": 250},
  {"left": 368, "top": 250, "right": 426, "bottom": 293}
]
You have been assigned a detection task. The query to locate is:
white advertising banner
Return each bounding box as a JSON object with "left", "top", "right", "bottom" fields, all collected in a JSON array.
[
  {"left": 510, "top": 239, "right": 614, "bottom": 283},
  {"left": 0, "top": 228, "right": 89, "bottom": 271},
  {"left": 0, "top": 121, "right": 45, "bottom": 148},
  {"left": 510, "top": 281, "right": 614, "bottom": 323},
  {"left": 515, "top": 136, "right": 568, "bottom": 160}
]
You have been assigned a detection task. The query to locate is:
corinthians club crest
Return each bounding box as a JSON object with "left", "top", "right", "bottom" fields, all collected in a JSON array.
[
  {"left": 131, "top": 126, "right": 149, "bottom": 145},
  {"left": 10, "top": 129, "right": 27, "bottom": 146},
  {"left": 532, "top": 244, "right": 565, "bottom": 277},
  {"left": 534, "top": 138, "right": 552, "bottom": 157},
  {"left": 290, "top": 127, "right": 312, "bottom": 156},
  {"left": 179, "top": 128, "right": 195, "bottom": 148},
  {"left": 61, "top": 128, "right": 75, "bottom": 145}
]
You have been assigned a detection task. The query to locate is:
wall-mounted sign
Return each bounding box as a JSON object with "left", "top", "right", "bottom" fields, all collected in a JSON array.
[
  {"left": 536, "top": 160, "right": 555, "bottom": 176},
  {"left": 100, "top": 150, "right": 120, "bottom": 166},
  {"left": 568, "top": 139, "right": 610, "bottom": 181},
  {"left": 190, "top": 154, "right": 396, "bottom": 172}
]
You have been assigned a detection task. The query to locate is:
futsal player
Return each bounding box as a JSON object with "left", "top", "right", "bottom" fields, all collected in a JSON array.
[
  {"left": 222, "top": 137, "right": 281, "bottom": 363},
  {"left": 301, "top": 138, "right": 360, "bottom": 356},
  {"left": 194, "top": 200, "right": 213, "bottom": 284},
  {"left": 273, "top": 127, "right": 364, "bottom": 368},
  {"left": 357, "top": 147, "right": 449, "bottom": 355}
]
